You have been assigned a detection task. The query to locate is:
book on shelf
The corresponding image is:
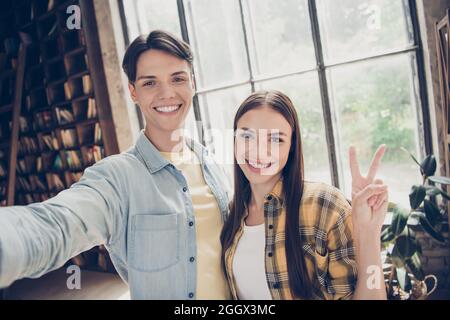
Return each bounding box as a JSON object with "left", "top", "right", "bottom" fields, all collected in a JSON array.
[
  {"left": 25, "top": 95, "right": 32, "bottom": 111},
  {"left": 40, "top": 132, "right": 60, "bottom": 151},
  {"left": 19, "top": 116, "right": 30, "bottom": 133},
  {"left": 94, "top": 122, "right": 102, "bottom": 144},
  {"left": 64, "top": 81, "right": 73, "bottom": 100},
  {"left": 55, "top": 106, "right": 74, "bottom": 125},
  {"left": 18, "top": 136, "right": 39, "bottom": 155},
  {"left": 64, "top": 150, "right": 83, "bottom": 170},
  {"left": 17, "top": 176, "right": 32, "bottom": 193},
  {"left": 34, "top": 111, "right": 53, "bottom": 130},
  {"left": 29, "top": 174, "right": 47, "bottom": 192},
  {"left": 87, "top": 98, "right": 97, "bottom": 119},
  {"left": 18, "top": 194, "right": 34, "bottom": 205},
  {"left": 17, "top": 155, "right": 36, "bottom": 175},
  {"left": 82, "top": 74, "right": 92, "bottom": 95},
  {"left": 47, "top": 0, "right": 56, "bottom": 11},
  {"left": 60, "top": 128, "right": 78, "bottom": 148},
  {"left": 36, "top": 156, "right": 42, "bottom": 173},
  {"left": 86, "top": 145, "right": 104, "bottom": 164},
  {"left": 64, "top": 78, "right": 84, "bottom": 100},
  {"left": 65, "top": 171, "right": 82, "bottom": 186},
  {"left": 52, "top": 153, "right": 63, "bottom": 171},
  {"left": 0, "top": 161, "right": 6, "bottom": 177},
  {"left": 46, "top": 173, "right": 65, "bottom": 191}
]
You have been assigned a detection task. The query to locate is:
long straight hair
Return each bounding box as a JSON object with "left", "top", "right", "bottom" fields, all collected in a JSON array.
[{"left": 220, "top": 90, "right": 312, "bottom": 299}]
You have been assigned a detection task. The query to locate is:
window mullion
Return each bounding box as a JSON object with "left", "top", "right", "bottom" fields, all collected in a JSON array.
[
  {"left": 407, "top": 0, "right": 433, "bottom": 156},
  {"left": 177, "top": 0, "right": 205, "bottom": 146},
  {"left": 238, "top": 0, "right": 255, "bottom": 92},
  {"left": 308, "top": 0, "right": 340, "bottom": 188}
]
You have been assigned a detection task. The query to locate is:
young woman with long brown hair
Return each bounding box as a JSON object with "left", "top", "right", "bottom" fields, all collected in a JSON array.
[{"left": 221, "top": 90, "right": 388, "bottom": 300}]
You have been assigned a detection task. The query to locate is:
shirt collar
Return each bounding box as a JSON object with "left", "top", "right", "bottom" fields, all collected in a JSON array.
[{"left": 135, "top": 130, "right": 208, "bottom": 174}]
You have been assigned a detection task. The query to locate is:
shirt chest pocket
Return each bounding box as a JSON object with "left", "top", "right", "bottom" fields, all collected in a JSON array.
[{"left": 129, "top": 213, "right": 180, "bottom": 272}]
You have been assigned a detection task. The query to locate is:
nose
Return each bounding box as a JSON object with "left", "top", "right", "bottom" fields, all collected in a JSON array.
[
  {"left": 157, "top": 82, "right": 176, "bottom": 100},
  {"left": 247, "top": 136, "right": 273, "bottom": 161}
]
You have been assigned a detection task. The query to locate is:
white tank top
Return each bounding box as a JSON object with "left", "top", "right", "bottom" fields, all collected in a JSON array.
[{"left": 232, "top": 222, "right": 272, "bottom": 300}]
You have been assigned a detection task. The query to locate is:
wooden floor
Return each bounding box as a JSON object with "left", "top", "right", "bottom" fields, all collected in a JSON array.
[{"left": 3, "top": 267, "right": 130, "bottom": 300}]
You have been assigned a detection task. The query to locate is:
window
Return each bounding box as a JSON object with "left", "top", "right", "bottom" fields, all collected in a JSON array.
[{"left": 121, "top": 0, "right": 430, "bottom": 207}]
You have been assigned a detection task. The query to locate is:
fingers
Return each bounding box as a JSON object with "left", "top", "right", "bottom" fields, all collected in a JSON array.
[
  {"left": 368, "top": 178, "right": 383, "bottom": 207},
  {"left": 349, "top": 145, "right": 361, "bottom": 179},
  {"left": 367, "top": 144, "right": 386, "bottom": 181},
  {"left": 354, "top": 183, "right": 388, "bottom": 203},
  {"left": 373, "top": 190, "right": 388, "bottom": 212}
]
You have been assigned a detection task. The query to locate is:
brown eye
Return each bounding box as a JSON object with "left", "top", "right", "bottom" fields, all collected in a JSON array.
[
  {"left": 173, "top": 77, "right": 186, "bottom": 83},
  {"left": 143, "top": 81, "right": 156, "bottom": 87},
  {"left": 270, "top": 136, "right": 282, "bottom": 143}
]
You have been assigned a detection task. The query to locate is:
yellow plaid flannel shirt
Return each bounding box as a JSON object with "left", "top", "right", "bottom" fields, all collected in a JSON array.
[{"left": 224, "top": 179, "right": 357, "bottom": 300}]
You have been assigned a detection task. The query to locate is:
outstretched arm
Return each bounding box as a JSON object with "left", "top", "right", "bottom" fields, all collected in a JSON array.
[{"left": 0, "top": 159, "right": 124, "bottom": 288}]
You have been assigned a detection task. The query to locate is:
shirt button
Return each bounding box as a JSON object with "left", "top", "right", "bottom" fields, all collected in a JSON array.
[
  {"left": 268, "top": 224, "right": 273, "bottom": 229},
  {"left": 188, "top": 292, "right": 194, "bottom": 298},
  {"left": 189, "top": 221, "right": 194, "bottom": 227},
  {"left": 183, "top": 187, "right": 187, "bottom": 192},
  {"left": 267, "top": 195, "right": 273, "bottom": 201},
  {"left": 189, "top": 256, "right": 195, "bottom": 262},
  {"left": 268, "top": 252, "right": 273, "bottom": 257}
]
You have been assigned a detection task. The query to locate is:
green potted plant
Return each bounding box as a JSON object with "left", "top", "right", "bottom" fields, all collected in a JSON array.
[{"left": 381, "top": 150, "right": 449, "bottom": 299}]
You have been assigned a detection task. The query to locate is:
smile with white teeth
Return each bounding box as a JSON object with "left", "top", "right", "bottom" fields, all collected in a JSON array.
[
  {"left": 247, "top": 159, "right": 272, "bottom": 169},
  {"left": 154, "top": 104, "right": 181, "bottom": 113}
]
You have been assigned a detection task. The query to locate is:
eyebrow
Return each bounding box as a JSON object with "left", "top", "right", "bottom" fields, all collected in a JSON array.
[
  {"left": 239, "top": 127, "right": 287, "bottom": 136},
  {"left": 136, "top": 71, "right": 189, "bottom": 81}
]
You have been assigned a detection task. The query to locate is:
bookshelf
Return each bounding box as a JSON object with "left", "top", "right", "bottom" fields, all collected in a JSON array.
[
  {"left": 435, "top": 10, "right": 450, "bottom": 221},
  {"left": 0, "top": 0, "right": 119, "bottom": 273}
]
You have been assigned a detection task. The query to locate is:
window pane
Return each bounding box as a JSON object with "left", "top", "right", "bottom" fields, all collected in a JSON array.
[
  {"left": 198, "top": 85, "right": 252, "bottom": 170},
  {"left": 328, "top": 53, "right": 422, "bottom": 208},
  {"left": 127, "top": 0, "right": 181, "bottom": 39},
  {"left": 243, "top": 0, "right": 316, "bottom": 76},
  {"left": 184, "top": 0, "right": 249, "bottom": 88},
  {"left": 316, "top": 0, "right": 414, "bottom": 64},
  {"left": 255, "top": 73, "right": 331, "bottom": 184}
]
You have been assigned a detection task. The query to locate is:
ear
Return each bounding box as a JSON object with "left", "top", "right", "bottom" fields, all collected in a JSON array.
[{"left": 128, "top": 82, "right": 138, "bottom": 104}]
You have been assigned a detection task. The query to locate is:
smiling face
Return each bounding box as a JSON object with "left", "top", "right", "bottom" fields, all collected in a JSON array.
[
  {"left": 128, "top": 49, "right": 195, "bottom": 137},
  {"left": 235, "top": 105, "right": 293, "bottom": 185}
]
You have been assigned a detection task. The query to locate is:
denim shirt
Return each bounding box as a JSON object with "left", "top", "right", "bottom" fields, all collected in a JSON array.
[{"left": 0, "top": 131, "right": 231, "bottom": 299}]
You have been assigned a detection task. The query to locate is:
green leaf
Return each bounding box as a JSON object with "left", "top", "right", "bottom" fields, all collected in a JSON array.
[
  {"left": 390, "top": 247, "right": 405, "bottom": 268},
  {"left": 429, "top": 176, "right": 450, "bottom": 185},
  {"left": 381, "top": 227, "right": 395, "bottom": 243},
  {"left": 419, "top": 214, "right": 446, "bottom": 243},
  {"left": 394, "top": 234, "right": 418, "bottom": 258},
  {"left": 396, "top": 267, "right": 412, "bottom": 292},
  {"left": 401, "top": 147, "right": 421, "bottom": 167},
  {"left": 391, "top": 206, "right": 410, "bottom": 235},
  {"left": 409, "top": 185, "right": 426, "bottom": 209},
  {"left": 424, "top": 199, "right": 443, "bottom": 227},
  {"left": 425, "top": 186, "right": 450, "bottom": 200},
  {"left": 426, "top": 186, "right": 441, "bottom": 197},
  {"left": 420, "top": 155, "right": 436, "bottom": 177},
  {"left": 440, "top": 190, "right": 450, "bottom": 201},
  {"left": 405, "top": 253, "right": 425, "bottom": 281}
]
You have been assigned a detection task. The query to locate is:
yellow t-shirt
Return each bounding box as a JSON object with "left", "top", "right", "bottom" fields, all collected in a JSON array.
[{"left": 160, "top": 144, "right": 230, "bottom": 300}]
